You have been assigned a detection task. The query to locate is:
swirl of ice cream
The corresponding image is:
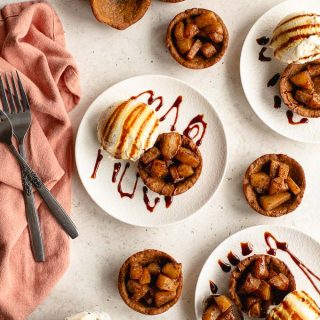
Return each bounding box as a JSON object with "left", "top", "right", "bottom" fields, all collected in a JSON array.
[
  {"left": 267, "top": 291, "right": 320, "bottom": 320},
  {"left": 97, "top": 99, "right": 159, "bottom": 161},
  {"left": 270, "top": 12, "right": 320, "bottom": 64},
  {"left": 65, "top": 311, "right": 111, "bottom": 320}
]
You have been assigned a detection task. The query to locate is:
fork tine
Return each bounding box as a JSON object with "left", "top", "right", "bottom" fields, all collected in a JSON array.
[
  {"left": 0, "top": 75, "right": 9, "bottom": 113},
  {"left": 11, "top": 72, "right": 24, "bottom": 112},
  {"left": 5, "top": 74, "right": 16, "bottom": 113},
  {"left": 16, "top": 71, "right": 30, "bottom": 111}
]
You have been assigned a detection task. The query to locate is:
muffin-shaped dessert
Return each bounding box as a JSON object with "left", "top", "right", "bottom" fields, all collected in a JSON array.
[
  {"left": 243, "top": 154, "right": 305, "bottom": 217},
  {"left": 97, "top": 99, "right": 159, "bottom": 161},
  {"left": 138, "top": 132, "right": 203, "bottom": 196},
  {"left": 118, "top": 249, "right": 183, "bottom": 315},
  {"left": 202, "top": 294, "right": 243, "bottom": 320},
  {"left": 166, "top": 8, "right": 229, "bottom": 69},
  {"left": 229, "top": 255, "right": 296, "bottom": 318},
  {"left": 280, "top": 59, "right": 320, "bottom": 117},
  {"left": 90, "top": 0, "right": 151, "bottom": 30}
]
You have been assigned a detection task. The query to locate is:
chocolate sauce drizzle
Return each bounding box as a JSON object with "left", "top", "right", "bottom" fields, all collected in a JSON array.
[
  {"left": 91, "top": 149, "right": 103, "bottom": 179},
  {"left": 268, "top": 73, "right": 280, "bottom": 87},
  {"left": 158, "top": 96, "right": 183, "bottom": 131},
  {"left": 183, "top": 114, "right": 208, "bottom": 146},
  {"left": 286, "top": 110, "right": 308, "bottom": 125},
  {"left": 259, "top": 47, "right": 272, "bottom": 62},
  {"left": 209, "top": 280, "right": 218, "bottom": 294},
  {"left": 264, "top": 232, "right": 320, "bottom": 295},
  {"left": 165, "top": 196, "right": 173, "bottom": 208},
  {"left": 143, "top": 186, "right": 160, "bottom": 212},
  {"left": 241, "top": 242, "right": 253, "bottom": 256},
  {"left": 117, "top": 163, "right": 139, "bottom": 198},
  {"left": 131, "top": 90, "right": 163, "bottom": 110},
  {"left": 227, "top": 251, "right": 241, "bottom": 266},
  {"left": 112, "top": 162, "right": 121, "bottom": 183},
  {"left": 218, "top": 259, "right": 232, "bottom": 272},
  {"left": 256, "top": 36, "right": 270, "bottom": 46},
  {"left": 274, "top": 95, "right": 282, "bottom": 109}
]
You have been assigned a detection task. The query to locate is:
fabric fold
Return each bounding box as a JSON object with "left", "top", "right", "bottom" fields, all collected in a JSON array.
[{"left": 0, "top": 1, "right": 81, "bottom": 319}]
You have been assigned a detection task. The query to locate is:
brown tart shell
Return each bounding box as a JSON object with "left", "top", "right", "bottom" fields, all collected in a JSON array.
[
  {"left": 90, "top": 0, "right": 151, "bottom": 30},
  {"left": 229, "top": 254, "right": 296, "bottom": 318},
  {"left": 138, "top": 134, "right": 203, "bottom": 196},
  {"left": 118, "top": 249, "right": 183, "bottom": 315},
  {"left": 243, "top": 154, "right": 305, "bottom": 217},
  {"left": 280, "top": 59, "right": 320, "bottom": 118},
  {"left": 166, "top": 8, "right": 229, "bottom": 69}
]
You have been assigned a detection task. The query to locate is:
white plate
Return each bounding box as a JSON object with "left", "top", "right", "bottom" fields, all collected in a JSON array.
[
  {"left": 240, "top": 0, "right": 320, "bottom": 143},
  {"left": 195, "top": 225, "right": 320, "bottom": 319},
  {"left": 75, "top": 75, "right": 227, "bottom": 227}
]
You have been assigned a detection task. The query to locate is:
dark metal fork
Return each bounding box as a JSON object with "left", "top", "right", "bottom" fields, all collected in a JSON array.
[
  {"left": 0, "top": 73, "right": 78, "bottom": 241},
  {"left": 0, "top": 72, "right": 45, "bottom": 262}
]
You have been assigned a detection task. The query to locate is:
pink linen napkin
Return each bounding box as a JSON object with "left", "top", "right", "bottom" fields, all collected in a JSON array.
[{"left": 0, "top": 1, "right": 81, "bottom": 319}]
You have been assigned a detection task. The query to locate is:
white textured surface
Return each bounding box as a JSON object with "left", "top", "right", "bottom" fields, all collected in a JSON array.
[{"left": 6, "top": 0, "right": 316, "bottom": 319}]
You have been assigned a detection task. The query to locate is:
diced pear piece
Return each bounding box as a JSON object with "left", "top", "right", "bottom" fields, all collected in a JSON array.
[
  {"left": 203, "top": 21, "right": 223, "bottom": 35},
  {"left": 169, "top": 165, "right": 182, "bottom": 183},
  {"left": 176, "top": 38, "right": 193, "bottom": 55},
  {"left": 290, "top": 71, "right": 314, "bottom": 90},
  {"left": 309, "top": 93, "right": 320, "bottom": 109},
  {"left": 286, "top": 176, "right": 301, "bottom": 195},
  {"left": 194, "top": 12, "right": 217, "bottom": 29},
  {"left": 177, "top": 164, "right": 194, "bottom": 178},
  {"left": 187, "top": 39, "right": 202, "bottom": 60},
  {"left": 213, "top": 295, "right": 232, "bottom": 313},
  {"left": 127, "top": 280, "right": 149, "bottom": 301},
  {"left": 156, "top": 274, "right": 177, "bottom": 291},
  {"left": 252, "top": 255, "right": 269, "bottom": 279},
  {"left": 256, "top": 280, "right": 271, "bottom": 301},
  {"left": 248, "top": 301, "right": 261, "bottom": 318},
  {"left": 184, "top": 22, "right": 199, "bottom": 38},
  {"left": 269, "top": 160, "right": 280, "bottom": 178},
  {"left": 269, "top": 273, "right": 289, "bottom": 291},
  {"left": 140, "top": 147, "right": 160, "bottom": 165},
  {"left": 295, "top": 89, "right": 313, "bottom": 105},
  {"left": 269, "top": 177, "right": 288, "bottom": 195},
  {"left": 139, "top": 268, "right": 151, "bottom": 285},
  {"left": 245, "top": 296, "right": 260, "bottom": 309},
  {"left": 259, "top": 192, "right": 291, "bottom": 211},
  {"left": 130, "top": 262, "right": 143, "bottom": 280},
  {"left": 209, "top": 32, "right": 224, "bottom": 43},
  {"left": 159, "top": 132, "right": 182, "bottom": 160},
  {"left": 174, "top": 21, "right": 185, "bottom": 40},
  {"left": 307, "top": 63, "right": 320, "bottom": 77},
  {"left": 278, "top": 163, "right": 289, "bottom": 179},
  {"left": 250, "top": 172, "right": 270, "bottom": 189},
  {"left": 175, "top": 147, "right": 200, "bottom": 167},
  {"left": 147, "top": 262, "right": 161, "bottom": 275},
  {"left": 201, "top": 43, "right": 217, "bottom": 58},
  {"left": 240, "top": 273, "right": 261, "bottom": 294},
  {"left": 162, "top": 262, "right": 182, "bottom": 279},
  {"left": 202, "top": 304, "right": 222, "bottom": 320},
  {"left": 151, "top": 159, "right": 168, "bottom": 178},
  {"left": 154, "top": 290, "right": 176, "bottom": 307}
]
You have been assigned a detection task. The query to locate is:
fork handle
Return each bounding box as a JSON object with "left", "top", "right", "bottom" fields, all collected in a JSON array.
[
  {"left": 8, "top": 144, "right": 79, "bottom": 239},
  {"left": 19, "top": 144, "right": 45, "bottom": 262}
]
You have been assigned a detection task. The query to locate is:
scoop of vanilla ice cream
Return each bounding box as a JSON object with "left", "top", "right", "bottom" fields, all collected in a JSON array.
[
  {"left": 65, "top": 311, "right": 111, "bottom": 320},
  {"left": 270, "top": 12, "right": 320, "bottom": 64},
  {"left": 267, "top": 291, "right": 320, "bottom": 320},
  {"left": 97, "top": 99, "right": 159, "bottom": 161}
]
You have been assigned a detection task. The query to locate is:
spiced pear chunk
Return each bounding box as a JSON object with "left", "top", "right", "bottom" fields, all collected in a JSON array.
[
  {"left": 166, "top": 8, "right": 229, "bottom": 69},
  {"left": 229, "top": 255, "right": 296, "bottom": 318},
  {"left": 243, "top": 154, "right": 305, "bottom": 217},
  {"left": 202, "top": 294, "right": 243, "bottom": 320},
  {"left": 138, "top": 133, "right": 202, "bottom": 196},
  {"left": 118, "top": 250, "right": 183, "bottom": 315},
  {"left": 280, "top": 59, "right": 320, "bottom": 117}
]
